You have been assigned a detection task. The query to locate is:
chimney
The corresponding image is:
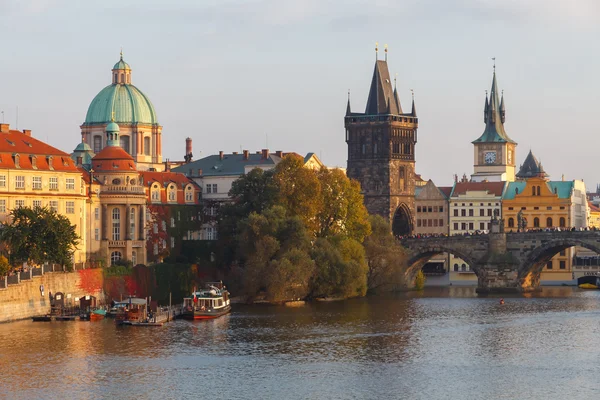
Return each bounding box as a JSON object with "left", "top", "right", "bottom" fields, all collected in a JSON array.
[
  {"left": 186, "top": 137, "right": 192, "bottom": 155},
  {"left": 23, "top": 129, "right": 31, "bottom": 137},
  {"left": 0, "top": 124, "right": 9, "bottom": 133},
  {"left": 262, "top": 149, "right": 269, "bottom": 159},
  {"left": 232, "top": 151, "right": 238, "bottom": 155},
  {"left": 76, "top": 156, "right": 83, "bottom": 166},
  {"left": 164, "top": 159, "right": 170, "bottom": 172},
  {"left": 243, "top": 150, "right": 249, "bottom": 160},
  {"left": 219, "top": 151, "right": 224, "bottom": 160},
  {"left": 275, "top": 150, "right": 282, "bottom": 157}
]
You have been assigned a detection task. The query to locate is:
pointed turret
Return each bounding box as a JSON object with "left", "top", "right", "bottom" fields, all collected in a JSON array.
[
  {"left": 472, "top": 69, "right": 516, "bottom": 144},
  {"left": 500, "top": 91, "right": 506, "bottom": 123},
  {"left": 411, "top": 95, "right": 417, "bottom": 117},
  {"left": 393, "top": 78, "right": 403, "bottom": 114},
  {"left": 516, "top": 150, "right": 548, "bottom": 179},
  {"left": 346, "top": 96, "right": 352, "bottom": 116},
  {"left": 484, "top": 92, "right": 489, "bottom": 123}
]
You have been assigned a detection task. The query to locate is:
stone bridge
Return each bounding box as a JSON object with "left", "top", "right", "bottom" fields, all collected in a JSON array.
[{"left": 400, "top": 229, "right": 600, "bottom": 293}]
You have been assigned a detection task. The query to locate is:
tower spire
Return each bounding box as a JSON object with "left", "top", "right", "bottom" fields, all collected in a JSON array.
[
  {"left": 410, "top": 89, "right": 417, "bottom": 117},
  {"left": 375, "top": 42, "right": 378, "bottom": 60},
  {"left": 346, "top": 90, "right": 352, "bottom": 116}
]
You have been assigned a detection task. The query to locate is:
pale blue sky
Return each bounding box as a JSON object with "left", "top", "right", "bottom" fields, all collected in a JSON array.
[{"left": 1, "top": 0, "right": 599, "bottom": 188}]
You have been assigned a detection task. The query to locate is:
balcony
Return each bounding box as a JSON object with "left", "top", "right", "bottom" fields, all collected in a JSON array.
[
  {"left": 101, "top": 185, "right": 145, "bottom": 194},
  {"left": 108, "top": 240, "right": 126, "bottom": 247}
]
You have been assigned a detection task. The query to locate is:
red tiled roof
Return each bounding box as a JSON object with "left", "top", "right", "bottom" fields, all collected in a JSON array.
[
  {"left": 0, "top": 130, "right": 79, "bottom": 171},
  {"left": 589, "top": 202, "right": 600, "bottom": 213},
  {"left": 439, "top": 186, "right": 453, "bottom": 198},
  {"left": 92, "top": 146, "right": 136, "bottom": 172},
  {"left": 452, "top": 181, "right": 506, "bottom": 197},
  {"left": 141, "top": 171, "right": 200, "bottom": 205}
]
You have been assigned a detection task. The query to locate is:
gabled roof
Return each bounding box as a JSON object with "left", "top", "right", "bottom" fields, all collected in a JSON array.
[
  {"left": 451, "top": 181, "right": 506, "bottom": 197},
  {"left": 416, "top": 179, "right": 451, "bottom": 200},
  {"left": 589, "top": 202, "right": 600, "bottom": 213},
  {"left": 141, "top": 171, "right": 200, "bottom": 189},
  {"left": 173, "top": 153, "right": 280, "bottom": 177},
  {"left": 0, "top": 130, "right": 79, "bottom": 172},
  {"left": 516, "top": 150, "right": 548, "bottom": 179},
  {"left": 472, "top": 70, "right": 516, "bottom": 144},
  {"left": 503, "top": 181, "right": 574, "bottom": 200},
  {"left": 439, "top": 186, "right": 453, "bottom": 199}
]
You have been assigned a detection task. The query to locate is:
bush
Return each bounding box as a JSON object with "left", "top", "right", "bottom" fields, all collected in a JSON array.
[
  {"left": 0, "top": 255, "right": 9, "bottom": 277},
  {"left": 414, "top": 270, "right": 426, "bottom": 290}
]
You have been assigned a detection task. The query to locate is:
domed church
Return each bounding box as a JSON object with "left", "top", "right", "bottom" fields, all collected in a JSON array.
[{"left": 80, "top": 52, "right": 163, "bottom": 171}]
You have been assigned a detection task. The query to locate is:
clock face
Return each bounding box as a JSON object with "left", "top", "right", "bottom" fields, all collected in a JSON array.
[{"left": 484, "top": 152, "right": 496, "bottom": 164}]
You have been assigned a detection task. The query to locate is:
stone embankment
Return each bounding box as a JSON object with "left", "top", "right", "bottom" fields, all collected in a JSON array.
[{"left": 0, "top": 271, "right": 102, "bottom": 323}]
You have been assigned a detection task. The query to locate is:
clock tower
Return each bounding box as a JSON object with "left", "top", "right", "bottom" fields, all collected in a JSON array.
[{"left": 471, "top": 68, "right": 517, "bottom": 182}]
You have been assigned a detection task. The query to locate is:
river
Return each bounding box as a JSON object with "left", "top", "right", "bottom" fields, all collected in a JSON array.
[{"left": 1, "top": 287, "right": 600, "bottom": 399}]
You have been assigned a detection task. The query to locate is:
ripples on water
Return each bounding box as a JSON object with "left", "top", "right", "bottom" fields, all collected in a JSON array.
[{"left": 1, "top": 287, "right": 600, "bottom": 399}]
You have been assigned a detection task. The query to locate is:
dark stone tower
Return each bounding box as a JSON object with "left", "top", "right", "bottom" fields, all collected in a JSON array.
[{"left": 345, "top": 50, "right": 418, "bottom": 236}]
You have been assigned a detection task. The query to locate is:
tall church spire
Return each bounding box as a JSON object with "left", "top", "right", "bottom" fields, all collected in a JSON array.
[
  {"left": 346, "top": 91, "right": 352, "bottom": 116},
  {"left": 365, "top": 60, "right": 400, "bottom": 115},
  {"left": 472, "top": 68, "right": 516, "bottom": 144}
]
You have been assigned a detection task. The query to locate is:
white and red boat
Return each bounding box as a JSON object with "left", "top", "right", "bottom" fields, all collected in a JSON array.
[{"left": 182, "top": 282, "right": 231, "bottom": 320}]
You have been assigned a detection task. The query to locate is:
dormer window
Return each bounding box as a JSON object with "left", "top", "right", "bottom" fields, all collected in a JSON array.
[
  {"left": 47, "top": 156, "right": 54, "bottom": 170},
  {"left": 13, "top": 154, "right": 20, "bottom": 168},
  {"left": 31, "top": 155, "right": 37, "bottom": 169},
  {"left": 168, "top": 184, "right": 176, "bottom": 202},
  {"left": 151, "top": 184, "right": 160, "bottom": 202}
]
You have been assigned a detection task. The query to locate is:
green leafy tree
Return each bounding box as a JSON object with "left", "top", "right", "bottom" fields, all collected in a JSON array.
[
  {"left": 364, "top": 215, "right": 408, "bottom": 293},
  {"left": 414, "top": 270, "right": 426, "bottom": 290},
  {"left": 1, "top": 206, "right": 79, "bottom": 267},
  {"left": 316, "top": 168, "right": 371, "bottom": 242},
  {"left": 273, "top": 155, "right": 323, "bottom": 233},
  {"left": 266, "top": 248, "right": 315, "bottom": 302}
]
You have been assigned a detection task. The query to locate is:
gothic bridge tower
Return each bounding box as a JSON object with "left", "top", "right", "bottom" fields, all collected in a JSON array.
[{"left": 345, "top": 46, "right": 418, "bottom": 236}]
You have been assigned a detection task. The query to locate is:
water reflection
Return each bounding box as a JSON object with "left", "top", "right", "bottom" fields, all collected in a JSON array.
[{"left": 1, "top": 287, "right": 600, "bottom": 399}]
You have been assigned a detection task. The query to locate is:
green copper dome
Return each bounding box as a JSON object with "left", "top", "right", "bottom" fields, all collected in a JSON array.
[
  {"left": 113, "top": 59, "right": 131, "bottom": 70},
  {"left": 84, "top": 83, "right": 158, "bottom": 126}
]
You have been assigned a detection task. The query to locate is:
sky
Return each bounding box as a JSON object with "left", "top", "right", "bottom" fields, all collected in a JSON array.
[{"left": 0, "top": 0, "right": 599, "bottom": 189}]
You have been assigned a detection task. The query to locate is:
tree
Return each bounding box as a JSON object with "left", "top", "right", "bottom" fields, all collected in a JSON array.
[
  {"left": 316, "top": 168, "right": 371, "bottom": 242},
  {"left": 1, "top": 206, "right": 79, "bottom": 267},
  {"left": 364, "top": 215, "right": 408, "bottom": 293},
  {"left": 273, "top": 155, "right": 323, "bottom": 233},
  {"left": 414, "top": 270, "right": 426, "bottom": 290},
  {"left": 266, "top": 248, "right": 315, "bottom": 302}
]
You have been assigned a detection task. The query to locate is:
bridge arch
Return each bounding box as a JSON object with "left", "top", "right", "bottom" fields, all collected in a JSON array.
[
  {"left": 404, "top": 244, "right": 480, "bottom": 284},
  {"left": 518, "top": 236, "right": 600, "bottom": 286}
]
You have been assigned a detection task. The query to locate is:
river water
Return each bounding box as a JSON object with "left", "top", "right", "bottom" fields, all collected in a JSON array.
[{"left": 1, "top": 287, "right": 600, "bottom": 400}]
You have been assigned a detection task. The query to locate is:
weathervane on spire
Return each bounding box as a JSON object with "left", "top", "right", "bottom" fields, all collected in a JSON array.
[
  {"left": 120, "top": 47, "right": 123, "bottom": 60},
  {"left": 492, "top": 57, "right": 496, "bottom": 71},
  {"left": 411, "top": 88, "right": 414, "bottom": 100},
  {"left": 394, "top": 73, "right": 398, "bottom": 89},
  {"left": 375, "top": 42, "right": 378, "bottom": 59},
  {"left": 384, "top": 44, "right": 388, "bottom": 61},
  {"left": 111, "top": 110, "right": 115, "bottom": 122}
]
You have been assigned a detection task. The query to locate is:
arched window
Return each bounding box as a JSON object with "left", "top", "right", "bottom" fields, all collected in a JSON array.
[
  {"left": 185, "top": 186, "right": 194, "bottom": 202},
  {"left": 534, "top": 217, "right": 540, "bottom": 228},
  {"left": 532, "top": 186, "right": 536, "bottom": 196},
  {"left": 559, "top": 217, "right": 566, "bottom": 227},
  {"left": 546, "top": 217, "right": 552, "bottom": 227},
  {"left": 144, "top": 137, "right": 151, "bottom": 156},
  {"left": 120, "top": 73, "right": 124, "bottom": 83},
  {"left": 151, "top": 184, "right": 160, "bottom": 202},
  {"left": 93, "top": 136, "right": 102, "bottom": 153},
  {"left": 508, "top": 217, "right": 514, "bottom": 228},
  {"left": 536, "top": 186, "right": 541, "bottom": 196},
  {"left": 110, "top": 251, "right": 122, "bottom": 265},
  {"left": 461, "top": 264, "right": 466, "bottom": 271},
  {"left": 131, "top": 251, "right": 136, "bottom": 266},
  {"left": 114, "top": 73, "right": 118, "bottom": 83},
  {"left": 168, "top": 185, "right": 176, "bottom": 202},
  {"left": 120, "top": 135, "right": 130, "bottom": 154},
  {"left": 453, "top": 264, "right": 459, "bottom": 272},
  {"left": 130, "top": 208, "right": 135, "bottom": 240},
  {"left": 112, "top": 208, "right": 120, "bottom": 240}
]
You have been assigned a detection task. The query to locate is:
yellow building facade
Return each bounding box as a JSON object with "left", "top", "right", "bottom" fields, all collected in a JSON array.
[
  {"left": 0, "top": 124, "right": 88, "bottom": 264},
  {"left": 502, "top": 151, "right": 588, "bottom": 283}
]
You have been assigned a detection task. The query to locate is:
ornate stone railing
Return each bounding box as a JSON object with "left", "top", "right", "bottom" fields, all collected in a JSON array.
[
  {"left": 108, "top": 240, "right": 126, "bottom": 247},
  {"left": 101, "top": 185, "right": 145, "bottom": 194}
]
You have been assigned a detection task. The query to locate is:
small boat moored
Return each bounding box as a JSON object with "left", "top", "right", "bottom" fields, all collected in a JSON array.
[
  {"left": 182, "top": 282, "right": 231, "bottom": 320},
  {"left": 578, "top": 274, "right": 600, "bottom": 289}
]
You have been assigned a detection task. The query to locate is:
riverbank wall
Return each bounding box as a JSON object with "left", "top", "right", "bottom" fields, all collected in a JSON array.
[{"left": 0, "top": 271, "right": 102, "bottom": 323}]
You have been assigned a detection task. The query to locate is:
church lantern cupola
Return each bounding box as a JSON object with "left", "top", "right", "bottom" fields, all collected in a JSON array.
[{"left": 112, "top": 51, "right": 131, "bottom": 84}]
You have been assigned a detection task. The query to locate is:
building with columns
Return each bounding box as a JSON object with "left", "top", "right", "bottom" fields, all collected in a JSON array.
[{"left": 80, "top": 53, "right": 163, "bottom": 171}]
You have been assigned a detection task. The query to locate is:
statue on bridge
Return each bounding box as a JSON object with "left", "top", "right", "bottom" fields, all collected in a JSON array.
[{"left": 517, "top": 210, "right": 527, "bottom": 231}]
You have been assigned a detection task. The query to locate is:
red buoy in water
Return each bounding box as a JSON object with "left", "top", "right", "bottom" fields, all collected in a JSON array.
[{"left": 499, "top": 298, "right": 505, "bottom": 305}]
